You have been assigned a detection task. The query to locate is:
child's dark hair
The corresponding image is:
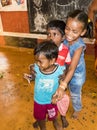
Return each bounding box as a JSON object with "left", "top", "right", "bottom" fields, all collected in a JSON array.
[
  {"left": 47, "top": 20, "right": 66, "bottom": 36},
  {"left": 34, "top": 40, "right": 58, "bottom": 60},
  {"left": 67, "top": 9, "right": 88, "bottom": 30},
  {"left": 67, "top": 9, "right": 93, "bottom": 38},
  {"left": 83, "top": 20, "right": 93, "bottom": 38}
]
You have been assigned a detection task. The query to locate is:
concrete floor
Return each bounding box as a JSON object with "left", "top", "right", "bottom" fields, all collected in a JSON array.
[{"left": 0, "top": 46, "right": 97, "bottom": 130}]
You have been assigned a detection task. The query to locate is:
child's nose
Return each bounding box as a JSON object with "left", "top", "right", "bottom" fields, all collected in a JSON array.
[{"left": 47, "top": 35, "right": 53, "bottom": 40}]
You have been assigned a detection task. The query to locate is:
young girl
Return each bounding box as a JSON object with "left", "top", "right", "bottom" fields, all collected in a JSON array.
[
  {"left": 33, "top": 40, "right": 66, "bottom": 130},
  {"left": 52, "top": 9, "right": 89, "bottom": 119}
]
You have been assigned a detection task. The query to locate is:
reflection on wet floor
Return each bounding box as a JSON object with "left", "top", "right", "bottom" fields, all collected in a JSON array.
[
  {"left": 0, "top": 52, "right": 15, "bottom": 108},
  {"left": 0, "top": 51, "right": 15, "bottom": 105},
  {"left": 0, "top": 46, "right": 97, "bottom": 130},
  {"left": 0, "top": 52, "right": 9, "bottom": 71},
  {"left": 0, "top": 47, "right": 35, "bottom": 130}
]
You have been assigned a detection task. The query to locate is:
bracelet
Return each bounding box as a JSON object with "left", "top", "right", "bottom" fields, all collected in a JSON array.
[
  {"left": 60, "top": 81, "right": 67, "bottom": 88},
  {"left": 59, "top": 85, "right": 67, "bottom": 90}
]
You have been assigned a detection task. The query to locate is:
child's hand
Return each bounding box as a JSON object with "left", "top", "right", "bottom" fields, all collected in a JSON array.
[
  {"left": 58, "top": 69, "right": 67, "bottom": 81},
  {"left": 52, "top": 87, "right": 65, "bottom": 103},
  {"left": 23, "top": 73, "right": 35, "bottom": 83},
  {"left": 52, "top": 95, "right": 58, "bottom": 104},
  {"left": 59, "top": 74, "right": 65, "bottom": 81}
]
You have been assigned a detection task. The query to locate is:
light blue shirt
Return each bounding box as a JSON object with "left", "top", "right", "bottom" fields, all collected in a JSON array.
[{"left": 34, "top": 64, "right": 66, "bottom": 104}]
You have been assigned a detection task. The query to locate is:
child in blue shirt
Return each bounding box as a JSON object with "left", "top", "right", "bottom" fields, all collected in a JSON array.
[
  {"left": 24, "top": 20, "right": 71, "bottom": 128},
  {"left": 33, "top": 40, "right": 66, "bottom": 130}
]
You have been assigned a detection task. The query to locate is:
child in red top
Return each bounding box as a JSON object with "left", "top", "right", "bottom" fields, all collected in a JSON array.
[
  {"left": 47, "top": 20, "right": 71, "bottom": 66},
  {"left": 56, "top": 43, "right": 71, "bottom": 65}
]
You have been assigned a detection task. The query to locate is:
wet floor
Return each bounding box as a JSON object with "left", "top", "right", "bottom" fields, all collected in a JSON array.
[{"left": 0, "top": 46, "right": 97, "bottom": 130}]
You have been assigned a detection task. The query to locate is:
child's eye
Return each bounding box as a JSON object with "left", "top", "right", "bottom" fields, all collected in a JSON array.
[
  {"left": 47, "top": 32, "right": 51, "bottom": 37},
  {"left": 53, "top": 33, "right": 57, "bottom": 36},
  {"left": 72, "top": 30, "right": 78, "bottom": 34},
  {"left": 65, "top": 26, "right": 78, "bottom": 34}
]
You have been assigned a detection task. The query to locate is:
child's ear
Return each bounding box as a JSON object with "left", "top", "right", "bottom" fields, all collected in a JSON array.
[{"left": 81, "top": 29, "right": 87, "bottom": 36}]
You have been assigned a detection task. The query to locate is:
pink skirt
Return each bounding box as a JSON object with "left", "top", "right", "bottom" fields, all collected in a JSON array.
[{"left": 57, "top": 94, "right": 70, "bottom": 116}]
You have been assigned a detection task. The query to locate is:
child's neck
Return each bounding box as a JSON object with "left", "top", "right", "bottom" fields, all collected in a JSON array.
[
  {"left": 40, "top": 64, "right": 58, "bottom": 74},
  {"left": 69, "top": 38, "right": 80, "bottom": 45}
]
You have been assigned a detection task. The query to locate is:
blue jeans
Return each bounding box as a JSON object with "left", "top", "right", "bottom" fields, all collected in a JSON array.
[{"left": 69, "top": 73, "right": 86, "bottom": 111}]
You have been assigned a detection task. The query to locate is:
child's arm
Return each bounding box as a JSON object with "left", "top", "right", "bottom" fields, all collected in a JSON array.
[
  {"left": 29, "top": 64, "right": 36, "bottom": 76},
  {"left": 52, "top": 69, "right": 67, "bottom": 104},
  {"left": 23, "top": 64, "right": 36, "bottom": 83},
  {"left": 54, "top": 47, "right": 83, "bottom": 100}
]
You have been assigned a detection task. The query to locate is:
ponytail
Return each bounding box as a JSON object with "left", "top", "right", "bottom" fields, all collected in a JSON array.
[{"left": 82, "top": 19, "right": 93, "bottom": 38}]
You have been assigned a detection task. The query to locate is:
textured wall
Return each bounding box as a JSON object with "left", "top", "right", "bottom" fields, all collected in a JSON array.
[{"left": 0, "top": 11, "right": 29, "bottom": 33}]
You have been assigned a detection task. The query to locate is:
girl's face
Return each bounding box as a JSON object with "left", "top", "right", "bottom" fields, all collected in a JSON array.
[
  {"left": 35, "top": 53, "right": 55, "bottom": 72},
  {"left": 65, "top": 18, "right": 86, "bottom": 44},
  {"left": 47, "top": 29, "right": 64, "bottom": 47}
]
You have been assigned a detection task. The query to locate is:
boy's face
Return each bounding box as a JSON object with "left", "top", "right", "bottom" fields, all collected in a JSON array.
[
  {"left": 35, "top": 53, "right": 55, "bottom": 72},
  {"left": 47, "top": 29, "right": 64, "bottom": 47}
]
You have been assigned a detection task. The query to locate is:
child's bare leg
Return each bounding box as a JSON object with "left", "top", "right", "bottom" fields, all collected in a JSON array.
[
  {"left": 37, "top": 120, "right": 46, "bottom": 130},
  {"left": 33, "top": 120, "right": 39, "bottom": 128},
  {"left": 61, "top": 115, "right": 69, "bottom": 128},
  {"left": 52, "top": 118, "right": 62, "bottom": 130}
]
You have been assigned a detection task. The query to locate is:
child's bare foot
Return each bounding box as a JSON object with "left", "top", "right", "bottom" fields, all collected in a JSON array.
[
  {"left": 72, "top": 111, "right": 79, "bottom": 119},
  {"left": 61, "top": 116, "right": 69, "bottom": 128},
  {"left": 33, "top": 121, "right": 39, "bottom": 128},
  {"left": 53, "top": 118, "right": 62, "bottom": 130}
]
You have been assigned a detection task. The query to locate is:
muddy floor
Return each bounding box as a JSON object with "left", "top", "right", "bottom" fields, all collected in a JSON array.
[{"left": 0, "top": 46, "right": 97, "bottom": 130}]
